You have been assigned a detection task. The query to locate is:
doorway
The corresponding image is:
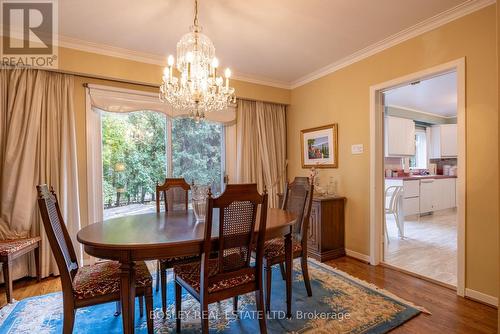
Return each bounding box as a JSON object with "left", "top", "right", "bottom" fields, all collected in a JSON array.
[{"left": 369, "top": 59, "right": 466, "bottom": 296}]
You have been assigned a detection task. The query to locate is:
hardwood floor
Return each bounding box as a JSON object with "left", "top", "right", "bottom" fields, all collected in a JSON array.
[
  {"left": 326, "top": 257, "right": 497, "bottom": 333},
  {"left": 384, "top": 208, "right": 457, "bottom": 286},
  {"left": 0, "top": 257, "right": 497, "bottom": 333}
]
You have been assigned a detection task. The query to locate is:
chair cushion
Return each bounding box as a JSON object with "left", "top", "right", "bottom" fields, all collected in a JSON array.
[
  {"left": 173, "top": 258, "right": 255, "bottom": 293},
  {"left": 0, "top": 237, "right": 41, "bottom": 256},
  {"left": 264, "top": 237, "right": 302, "bottom": 259},
  {"left": 73, "top": 261, "right": 151, "bottom": 300},
  {"left": 160, "top": 255, "right": 200, "bottom": 268}
]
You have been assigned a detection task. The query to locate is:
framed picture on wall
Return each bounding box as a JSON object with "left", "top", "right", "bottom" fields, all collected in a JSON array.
[{"left": 301, "top": 124, "right": 338, "bottom": 168}]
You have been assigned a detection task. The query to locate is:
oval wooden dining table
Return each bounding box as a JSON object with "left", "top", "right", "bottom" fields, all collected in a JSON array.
[{"left": 77, "top": 208, "right": 296, "bottom": 334}]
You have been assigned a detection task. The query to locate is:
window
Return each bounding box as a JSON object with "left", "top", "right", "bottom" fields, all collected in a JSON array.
[
  {"left": 171, "top": 118, "right": 224, "bottom": 194},
  {"left": 410, "top": 129, "right": 427, "bottom": 169},
  {"left": 100, "top": 111, "right": 224, "bottom": 220}
]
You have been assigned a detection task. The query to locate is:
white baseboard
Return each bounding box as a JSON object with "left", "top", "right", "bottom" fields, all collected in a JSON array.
[
  {"left": 465, "top": 288, "right": 498, "bottom": 307},
  {"left": 345, "top": 249, "right": 370, "bottom": 263}
]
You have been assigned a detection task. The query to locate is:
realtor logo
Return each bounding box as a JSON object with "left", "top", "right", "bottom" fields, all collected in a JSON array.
[{"left": 1, "top": 0, "right": 58, "bottom": 67}]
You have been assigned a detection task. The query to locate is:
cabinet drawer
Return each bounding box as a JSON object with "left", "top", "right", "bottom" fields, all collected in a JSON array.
[
  {"left": 403, "top": 180, "right": 420, "bottom": 198},
  {"left": 403, "top": 197, "right": 419, "bottom": 216}
]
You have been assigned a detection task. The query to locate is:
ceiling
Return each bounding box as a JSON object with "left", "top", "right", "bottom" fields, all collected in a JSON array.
[
  {"left": 384, "top": 71, "right": 457, "bottom": 117},
  {"left": 57, "top": 0, "right": 474, "bottom": 86}
]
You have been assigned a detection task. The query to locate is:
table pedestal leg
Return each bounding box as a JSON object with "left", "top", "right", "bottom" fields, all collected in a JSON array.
[
  {"left": 120, "top": 261, "right": 136, "bottom": 334},
  {"left": 284, "top": 231, "right": 292, "bottom": 318}
]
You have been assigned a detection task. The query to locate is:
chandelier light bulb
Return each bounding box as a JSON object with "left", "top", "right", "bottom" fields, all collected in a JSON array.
[
  {"left": 224, "top": 68, "right": 231, "bottom": 78},
  {"left": 186, "top": 52, "right": 194, "bottom": 63},
  {"left": 167, "top": 55, "right": 175, "bottom": 66},
  {"left": 211, "top": 57, "right": 219, "bottom": 68}
]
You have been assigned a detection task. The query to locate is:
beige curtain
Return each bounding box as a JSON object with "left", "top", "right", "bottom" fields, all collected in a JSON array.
[
  {"left": 235, "top": 99, "right": 287, "bottom": 207},
  {"left": 0, "top": 68, "right": 81, "bottom": 280}
]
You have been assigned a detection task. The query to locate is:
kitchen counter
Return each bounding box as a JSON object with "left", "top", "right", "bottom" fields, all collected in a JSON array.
[{"left": 385, "top": 175, "right": 457, "bottom": 181}]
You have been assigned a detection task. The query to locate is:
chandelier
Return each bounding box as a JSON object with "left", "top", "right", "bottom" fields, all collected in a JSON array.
[{"left": 159, "top": 0, "right": 236, "bottom": 121}]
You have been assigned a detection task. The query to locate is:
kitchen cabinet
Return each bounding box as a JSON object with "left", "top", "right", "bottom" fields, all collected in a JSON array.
[
  {"left": 385, "top": 179, "right": 419, "bottom": 216},
  {"left": 419, "top": 179, "right": 435, "bottom": 213},
  {"left": 386, "top": 177, "right": 456, "bottom": 215},
  {"left": 430, "top": 124, "right": 457, "bottom": 158},
  {"left": 419, "top": 178, "right": 456, "bottom": 213},
  {"left": 385, "top": 116, "right": 416, "bottom": 157}
]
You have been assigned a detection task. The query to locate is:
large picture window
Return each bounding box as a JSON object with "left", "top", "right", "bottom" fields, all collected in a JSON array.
[{"left": 100, "top": 111, "right": 224, "bottom": 219}]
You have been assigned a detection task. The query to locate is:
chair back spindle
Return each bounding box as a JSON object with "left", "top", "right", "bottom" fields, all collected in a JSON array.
[
  {"left": 202, "top": 184, "right": 268, "bottom": 291},
  {"left": 282, "top": 177, "right": 314, "bottom": 243},
  {"left": 36, "top": 185, "right": 79, "bottom": 293},
  {"left": 156, "top": 178, "right": 191, "bottom": 212}
]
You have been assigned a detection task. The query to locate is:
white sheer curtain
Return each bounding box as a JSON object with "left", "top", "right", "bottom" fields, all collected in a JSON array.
[
  {"left": 0, "top": 68, "right": 81, "bottom": 280},
  {"left": 235, "top": 99, "right": 287, "bottom": 207}
]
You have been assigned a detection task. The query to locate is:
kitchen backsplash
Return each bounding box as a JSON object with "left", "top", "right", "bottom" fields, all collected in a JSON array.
[{"left": 429, "top": 158, "right": 457, "bottom": 169}]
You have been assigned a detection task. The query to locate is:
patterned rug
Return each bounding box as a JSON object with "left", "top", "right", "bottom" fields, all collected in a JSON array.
[{"left": 0, "top": 259, "right": 424, "bottom": 333}]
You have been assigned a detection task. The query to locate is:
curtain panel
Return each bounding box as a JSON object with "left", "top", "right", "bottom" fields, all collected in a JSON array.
[
  {"left": 0, "top": 68, "right": 81, "bottom": 281},
  {"left": 235, "top": 99, "right": 287, "bottom": 208}
]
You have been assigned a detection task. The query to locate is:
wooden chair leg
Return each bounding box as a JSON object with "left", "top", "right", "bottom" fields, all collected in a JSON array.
[
  {"left": 34, "top": 246, "right": 41, "bottom": 282},
  {"left": 155, "top": 261, "right": 160, "bottom": 292},
  {"left": 145, "top": 288, "right": 154, "bottom": 334},
  {"left": 232, "top": 296, "right": 238, "bottom": 313},
  {"left": 161, "top": 262, "right": 167, "bottom": 314},
  {"left": 175, "top": 281, "right": 182, "bottom": 333},
  {"left": 139, "top": 295, "right": 144, "bottom": 317},
  {"left": 2, "top": 259, "right": 13, "bottom": 304},
  {"left": 279, "top": 262, "right": 286, "bottom": 280},
  {"left": 200, "top": 300, "right": 209, "bottom": 334},
  {"left": 62, "top": 299, "right": 75, "bottom": 334},
  {"left": 114, "top": 301, "right": 121, "bottom": 316},
  {"left": 255, "top": 288, "right": 267, "bottom": 334},
  {"left": 265, "top": 264, "right": 272, "bottom": 313},
  {"left": 301, "top": 256, "right": 312, "bottom": 297}
]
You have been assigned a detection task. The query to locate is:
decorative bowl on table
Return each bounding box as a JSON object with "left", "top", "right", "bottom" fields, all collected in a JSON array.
[{"left": 191, "top": 184, "right": 210, "bottom": 223}]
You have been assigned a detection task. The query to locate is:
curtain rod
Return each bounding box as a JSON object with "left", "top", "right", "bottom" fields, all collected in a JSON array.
[
  {"left": 237, "top": 97, "right": 289, "bottom": 107},
  {"left": 2, "top": 66, "right": 288, "bottom": 106}
]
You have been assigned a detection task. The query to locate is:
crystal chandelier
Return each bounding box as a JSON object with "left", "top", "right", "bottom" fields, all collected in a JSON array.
[{"left": 159, "top": 0, "right": 236, "bottom": 121}]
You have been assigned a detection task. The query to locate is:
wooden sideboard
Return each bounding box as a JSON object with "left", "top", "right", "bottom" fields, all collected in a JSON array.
[{"left": 307, "top": 195, "right": 346, "bottom": 262}]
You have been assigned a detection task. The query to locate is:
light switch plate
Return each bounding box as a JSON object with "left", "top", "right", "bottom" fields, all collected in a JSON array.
[{"left": 351, "top": 144, "right": 364, "bottom": 154}]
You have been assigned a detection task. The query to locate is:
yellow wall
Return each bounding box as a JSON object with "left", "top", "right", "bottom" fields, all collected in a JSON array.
[
  {"left": 287, "top": 5, "right": 498, "bottom": 297},
  {"left": 496, "top": 3, "right": 499, "bottom": 329}
]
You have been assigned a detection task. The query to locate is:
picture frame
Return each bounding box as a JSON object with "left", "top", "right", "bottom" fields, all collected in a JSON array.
[{"left": 301, "top": 123, "right": 338, "bottom": 168}]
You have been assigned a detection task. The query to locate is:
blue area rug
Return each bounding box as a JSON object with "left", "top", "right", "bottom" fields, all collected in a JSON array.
[{"left": 0, "top": 260, "right": 423, "bottom": 333}]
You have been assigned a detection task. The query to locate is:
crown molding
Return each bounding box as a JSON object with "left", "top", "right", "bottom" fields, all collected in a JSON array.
[
  {"left": 58, "top": 35, "right": 167, "bottom": 66},
  {"left": 58, "top": 35, "right": 291, "bottom": 89},
  {"left": 56, "top": 0, "right": 493, "bottom": 90},
  {"left": 230, "top": 72, "right": 291, "bottom": 89},
  {"left": 290, "top": 0, "right": 495, "bottom": 89}
]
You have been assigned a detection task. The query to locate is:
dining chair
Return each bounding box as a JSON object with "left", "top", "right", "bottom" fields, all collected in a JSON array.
[
  {"left": 36, "top": 185, "right": 154, "bottom": 334},
  {"left": 262, "top": 176, "right": 314, "bottom": 312},
  {"left": 384, "top": 185, "right": 404, "bottom": 243},
  {"left": 173, "top": 184, "right": 269, "bottom": 334},
  {"left": 155, "top": 178, "right": 199, "bottom": 313},
  {"left": 0, "top": 237, "right": 41, "bottom": 304}
]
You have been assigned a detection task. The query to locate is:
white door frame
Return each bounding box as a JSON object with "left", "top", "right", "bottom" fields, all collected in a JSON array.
[{"left": 369, "top": 58, "right": 466, "bottom": 296}]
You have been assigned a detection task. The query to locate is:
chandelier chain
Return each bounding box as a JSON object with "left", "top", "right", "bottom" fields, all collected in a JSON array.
[{"left": 193, "top": 0, "right": 199, "bottom": 28}]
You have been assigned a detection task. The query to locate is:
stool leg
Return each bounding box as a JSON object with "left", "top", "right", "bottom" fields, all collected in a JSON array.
[
  {"left": 3, "top": 259, "right": 13, "bottom": 304},
  {"left": 34, "top": 246, "right": 41, "bottom": 282}
]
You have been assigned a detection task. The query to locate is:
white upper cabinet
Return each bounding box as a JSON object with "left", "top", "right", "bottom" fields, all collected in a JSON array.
[
  {"left": 385, "top": 116, "right": 416, "bottom": 157},
  {"left": 430, "top": 124, "right": 457, "bottom": 158}
]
